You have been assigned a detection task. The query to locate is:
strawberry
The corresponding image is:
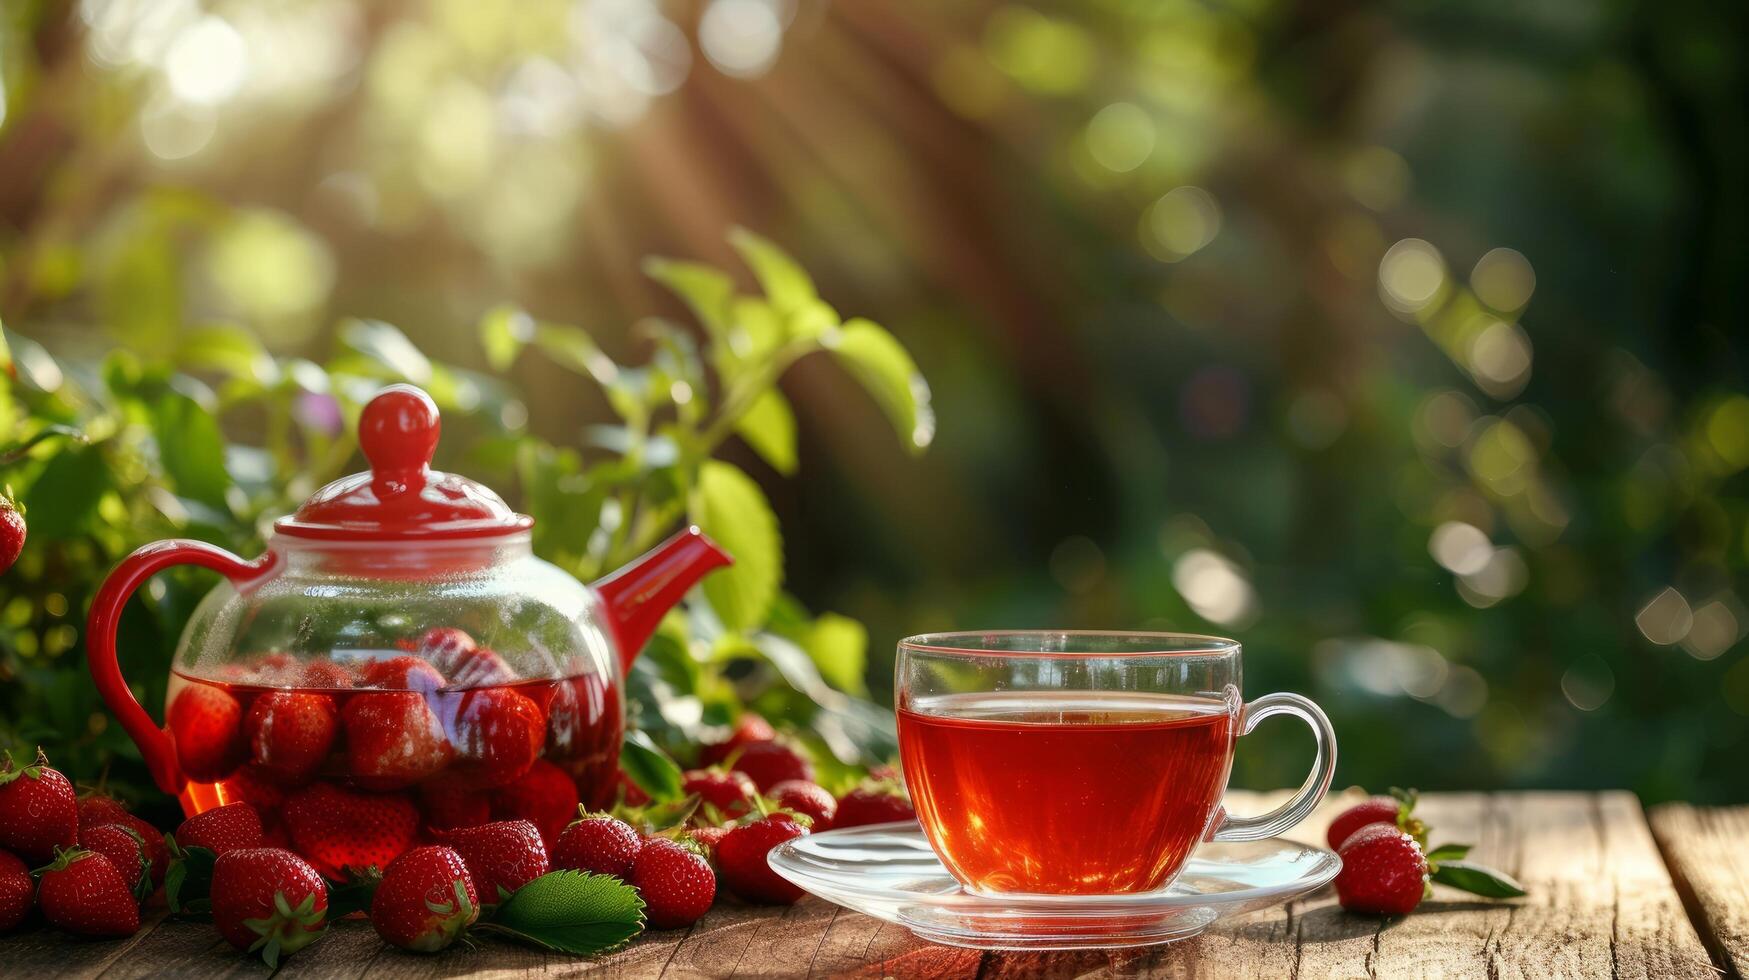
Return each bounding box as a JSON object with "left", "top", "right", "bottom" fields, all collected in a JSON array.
[
  {"left": 432, "top": 820, "right": 548, "bottom": 905},
  {"left": 252, "top": 652, "right": 302, "bottom": 685},
  {"left": 300, "top": 660, "right": 357, "bottom": 690},
  {"left": 717, "top": 815, "right": 808, "bottom": 905},
  {"left": 687, "top": 826, "right": 729, "bottom": 855},
  {"left": 421, "top": 628, "right": 517, "bottom": 689},
  {"left": 551, "top": 815, "right": 641, "bottom": 879},
  {"left": 370, "top": 846, "right": 478, "bottom": 952},
  {"left": 0, "top": 749, "right": 78, "bottom": 862},
  {"left": 219, "top": 766, "right": 288, "bottom": 825},
  {"left": 211, "top": 848, "right": 329, "bottom": 965},
  {"left": 0, "top": 849, "right": 34, "bottom": 932},
  {"left": 630, "top": 838, "right": 715, "bottom": 929},
  {"left": 82, "top": 823, "right": 154, "bottom": 900},
  {"left": 1334, "top": 823, "right": 1427, "bottom": 915},
  {"left": 284, "top": 783, "right": 418, "bottom": 880},
  {"left": 361, "top": 655, "right": 447, "bottom": 692},
  {"left": 111, "top": 815, "right": 169, "bottom": 889},
  {"left": 698, "top": 713, "right": 776, "bottom": 767},
  {"left": 244, "top": 692, "right": 338, "bottom": 784},
  {"left": 176, "top": 802, "right": 263, "bottom": 856},
  {"left": 76, "top": 794, "right": 132, "bottom": 836},
  {"left": 682, "top": 768, "right": 758, "bottom": 818},
  {"left": 834, "top": 779, "right": 915, "bottom": 828},
  {"left": 445, "top": 688, "right": 544, "bottom": 788},
  {"left": 491, "top": 759, "right": 579, "bottom": 847},
  {"left": 38, "top": 849, "right": 140, "bottom": 937},
  {"left": 766, "top": 780, "right": 836, "bottom": 830},
  {"left": 731, "top": 740, "right": 814, "bottom": 792},
  {"left": 0, "top": 493, "right": 25, "bottom": 575},
  {"left": 419, "top": 783, "right": 491, "bottom": 831},
  {"left": 342, "top": 692, "right": 454, "bottom": 790},
  {"left": 167, "top": 684, "right": 246, "bottom": 783},
  {"left": 1327, "top": 788, "right": 1426, "bottom": 851}
]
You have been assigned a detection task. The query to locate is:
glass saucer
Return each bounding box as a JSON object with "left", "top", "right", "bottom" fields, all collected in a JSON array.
[{"left": 766, "top": 821, "right": 1341, "bottom": 950}]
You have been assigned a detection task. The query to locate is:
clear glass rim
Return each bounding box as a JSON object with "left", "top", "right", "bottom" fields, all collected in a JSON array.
[{"left": 898, "top": 629, "right": 1240, "bottom": 659}]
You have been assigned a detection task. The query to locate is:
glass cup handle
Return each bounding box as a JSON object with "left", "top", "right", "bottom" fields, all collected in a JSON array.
[{"left": 1207, "top": 692, "right": 1337, "bottom": 843}]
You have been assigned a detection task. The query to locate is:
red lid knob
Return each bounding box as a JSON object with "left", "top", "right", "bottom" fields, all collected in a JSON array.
[{"left": 360, "top": 384, "right": 440, "bottom": 480}]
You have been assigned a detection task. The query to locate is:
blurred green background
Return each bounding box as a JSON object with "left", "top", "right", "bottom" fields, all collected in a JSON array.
[{"left": 1, "top": 0, "right": 1745, "bottom": 804}]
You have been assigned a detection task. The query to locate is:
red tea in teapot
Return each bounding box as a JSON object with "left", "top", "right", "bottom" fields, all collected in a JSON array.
[{"left": 166, "top": 627, "right": 621, "bottom": 873}]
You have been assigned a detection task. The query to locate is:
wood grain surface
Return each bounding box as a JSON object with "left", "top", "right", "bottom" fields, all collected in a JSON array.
[{"left": 0, "top": 792, "right": 1728, "bottom": 979}]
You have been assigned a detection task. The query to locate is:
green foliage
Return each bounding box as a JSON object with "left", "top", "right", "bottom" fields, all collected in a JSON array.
[
  {"left": 0, "top": 232, "right": 926, "bottom": 800},
  {"left": 478, "top": 870, "right": 645, "bottom": 956}
]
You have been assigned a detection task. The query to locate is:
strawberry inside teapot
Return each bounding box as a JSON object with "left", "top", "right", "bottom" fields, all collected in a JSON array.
[{"left": 86, "top": 384, "right": 729, "bottom": 863}]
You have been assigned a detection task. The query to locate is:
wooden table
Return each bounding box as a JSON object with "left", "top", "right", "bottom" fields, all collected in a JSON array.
[{"left": 4, "top": 791, "right": 1745, "bottom": 978}]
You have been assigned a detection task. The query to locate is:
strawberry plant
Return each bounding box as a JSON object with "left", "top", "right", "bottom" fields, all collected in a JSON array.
[{"left": 0, "top": 228, "right": 927, "bottom": 811}]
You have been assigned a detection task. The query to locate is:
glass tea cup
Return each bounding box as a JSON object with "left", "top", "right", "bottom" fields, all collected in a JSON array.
[{"left": 895, "top": 631, "right": 1335, "bottom": 896}]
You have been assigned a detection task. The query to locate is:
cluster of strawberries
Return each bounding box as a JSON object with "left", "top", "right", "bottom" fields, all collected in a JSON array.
[
  {"left": 1327, "top": 789, "right": 1524, "bottom": 915},
  {"left": 581, "top": 712, "right": 916, "bottom": 929}
]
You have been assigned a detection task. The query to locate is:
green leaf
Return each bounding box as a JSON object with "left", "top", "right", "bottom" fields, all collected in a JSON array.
[
  {"left": 479, "top": 870, "right": 644, "bottom": 956},
  {"left": 828, "top": 318, "right": 934, "bottom": 454},
  {"left": 689, "top": 460, "right": 782, "bottom": 631},
  {"left": 339, "top": 318, "right": 431, "bottom": 383},
  {"left": 1425, "top": 843, "right": 1472, "bottom": 864},
  {"left": 735, "top": 389, "right": 798, "bottom": 475},
  {"left": 619, "top": 729, "right": 683, "bottom": 802},
  {"left": 730, "top": 298, "right": 784, "bottom": 362},
  {"left": 480, "top": 305, "right": 535, "bottom": 372},
  {"left": 175, "top": 324, "right": 274, "bottom": 380},
  {"left": 728, "top": 227, "right": 816, "bottom": 315},
  {"left": 21, "top": 444, "right": 110, "bottom": 540},
  {"left": 153, "top": 391, "right": 232, "bottom": 509},
  {"left": 643, "top": 258, "right": 735, "bottom": 345},
  {"left": 532, "top": 324, "right": 618, "bottom": 387},
  {"left": 805, "top": 612, "right": 869, "bottom": 696},
  {"left": 1430, "top": 860, "right": 1527, "bottom": 898},
  {"left": 166, "top": 843, "right": 218, "bottom": 915}
]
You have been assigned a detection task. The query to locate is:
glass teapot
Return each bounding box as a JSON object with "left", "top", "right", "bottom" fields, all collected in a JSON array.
[{"left": 85, "top": 384, "right": 729, "bottom": 853}]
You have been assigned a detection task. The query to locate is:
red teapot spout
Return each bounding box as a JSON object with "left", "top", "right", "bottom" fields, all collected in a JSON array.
[{"left": 593, "top": 526, "right": 731, "bottom": 671}]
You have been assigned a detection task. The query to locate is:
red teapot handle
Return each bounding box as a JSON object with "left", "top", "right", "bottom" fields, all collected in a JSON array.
[{"left": 87, "top": 540, "right": 280, "bottom": 794}]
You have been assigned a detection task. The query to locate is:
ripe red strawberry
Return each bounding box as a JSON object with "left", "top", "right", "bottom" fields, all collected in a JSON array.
[
  {"left": 445, "top": 688, "right": 544, "bottom": 788},
  {"left": 717, "top": 815, "right": 808, "bottom": 905},
  {"left": 420, "top": 628, "right": 517, "bottom": 688},
  {"left": 0, "top": 749, "right": 78, "bottom": 862},
  {"left": 630, "top": 838, "right": 715, "bottom": 929},
  {"left": 687, "top": 826, "right": 730, "bottom": 854},
  {"left": 342, "top": 692, "right": 454, "bottom": 790},
  {"left": 551, "top": 815, "right": 641, "bottom": 879},
  {"left": 1327, "top": 789, "right": 1425, "bottom": 851},
  {"left": 766, "top": 780, "right": 836, "bottom": 830},
  {"left": 300, "top": 660, "right": 356, "bottom": 689},
  {"left": 176, "top": 802, "right": 263, "bottom": 856},
  {"left": 219, "top": 766, "right": 289, "bottom": 824},
  {"left": 0, "top": 849, "right": 34, "bottom": 932},
  {"left": 284, "top": 783, "right": 418, "bottom": 880},
  {"left": 82, "top": 823, "right": 154, "bottom": 900},
  {"left": 490, "top": 759, "right": 579, "bottom": 846},
  {"left": 110, "top": 815, "right": 169, "bottom": 890},
  {"left": 682, "top": 768, "right": 758, "bottom": 818},
  {"left": 1334, "top": 823, "right": 1428, "bottom": 915},
  {"left": 698, "top": 713, "right": 777, "bottom": 767},
  {"left": 76, "top": 794, "right": 131, "bottom": 836},
  {"left": 252, "top": 652, "right": 302, "bottom": 685},
  {"left": 0, "top": 494, "right": 25, "bottom": 575},
  {"left": 167, "top": 684, "right": 246, "bottom": 783},
  {"left": 38, "top": 849, "right": 140, "bottom": 937},
  {"left": 731, "top": 740, "right": 814, "bottom": 792},
  {"left": 419, "top": 783, "right": 491, "bottom": 831},
  {"left": 371, "top": 846, "right": 478, "bottom": 952},
  {"left": 834, "top": 780, "right": 915, "bottom": 828},
  {"left": 361, "top": 656, "right": 447, "bottom": 692},
  {"left": 245, "top": 692, "right": 338, "bottom": 784},
  {"left": 211, "top": 848, "right": 329, "bottom": 965},
  {"left": 432, "top": 820, "right": 548, "bottom": 904}
]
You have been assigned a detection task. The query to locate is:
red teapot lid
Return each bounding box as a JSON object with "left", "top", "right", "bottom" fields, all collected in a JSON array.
[{"left": 274, "top": 385, "right": 534, "bottom": 540}]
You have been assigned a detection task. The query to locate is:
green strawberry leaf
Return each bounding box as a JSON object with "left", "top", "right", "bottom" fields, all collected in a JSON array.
[
  {"left": 166, "top": 842, "right": 217, "bottom": 915},
  {"left": 477, "top": 870, "right": 645, "bottom": 956},
  {"left": 326, "top": 867, "right": 382, "bottom": 918},
  {"left": 1430, "top": 860, "right": 1527, "bottom": 898},
  {"left": 1425, "top": 843, "right": 1472, "bottom": 864},
  {"left": 620, "top": 729, "right": 683, "bottom": 802}
]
